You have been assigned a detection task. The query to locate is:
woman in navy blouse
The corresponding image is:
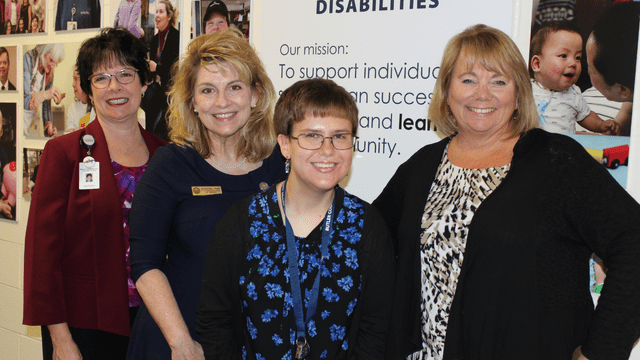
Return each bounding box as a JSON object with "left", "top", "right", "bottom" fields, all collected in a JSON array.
[
  {"left": 197, "top": 78, "right": 395, "bottom": 359},
  {"left": 127, "top": 29, "right": 285, "bottom": 360}
]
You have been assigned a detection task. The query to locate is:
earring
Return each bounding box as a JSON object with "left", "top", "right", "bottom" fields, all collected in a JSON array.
[
  {"left": 251, "top": 104, "right": 256, "bottom": 108},
  {"left": 285, "top": 158, "right": 290, "bottom": 174},
  {"left": 194, "top": 107, "right": 198, "bottom": 114}
]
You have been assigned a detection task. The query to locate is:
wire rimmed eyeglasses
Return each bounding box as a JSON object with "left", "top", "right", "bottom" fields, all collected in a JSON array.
[
  {"left": 290, "top": 133, "right": 358, "bottom": 150},
  {"left": 89, "top": 69, "right": 138, "bottom": 89}
]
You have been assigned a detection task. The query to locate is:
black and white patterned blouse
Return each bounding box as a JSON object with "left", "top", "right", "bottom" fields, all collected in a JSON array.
[{"left": 410, "top": 149, "right": 510, "bottom": 360}]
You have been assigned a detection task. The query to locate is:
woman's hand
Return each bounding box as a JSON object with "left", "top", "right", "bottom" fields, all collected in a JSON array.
[
  {"left": 45, "top": 121, "right": 58, "bottom": 137},
  {"left": 170, "top": 338, "right": 204, "bottom": 360},
  {"left": 49, "top": 86, "right": 64, "bottom": 105},
  {"left": 136, "top": 270, "right": 203, "bottom": 360},
  {"left": 48, "top": 323, "right": 82, "bottom": 360},
  {"left": 572, "top": 346, "right": 589, "bottom": 360}
]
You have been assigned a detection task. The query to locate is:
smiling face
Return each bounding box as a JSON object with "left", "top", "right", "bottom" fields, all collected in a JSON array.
[
  {"left": 89, "top": 62, "right": 147, "bottom": 126},
  {"left": 42, "top": 52, "right": 58, "bottom": 75},
  {"left": 0, "top": 52, "right": 9, "bottom": 83},
  {"left": 31, "top": 18, "right": 38, "bottom": 32},
  {"left": 18, "top": 18, "right": 24, "bottom": 32},
  {"left": 205, "top": 13, "right": 228, "bottom": 34},
  {"left": 447, "top": 57, "right": 518, "bottom": 139},
  {"left": 278, "top": 115, "right": 353, "bottom": 195},
  {"left": 155, "top": 2, "right": 171, "bottom": 32},
  {"left": 193, "top": 63, "right": 257, "bottom": 144},
  {"left": 532, "top": 30, "right": 583, "bottom": 91}
]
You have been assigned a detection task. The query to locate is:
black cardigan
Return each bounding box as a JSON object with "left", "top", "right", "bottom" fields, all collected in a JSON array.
[{"left": 374, "top": 129, "right": 640, "bottom": 360}]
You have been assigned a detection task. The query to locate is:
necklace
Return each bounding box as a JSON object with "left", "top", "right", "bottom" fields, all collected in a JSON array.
[{"left": 208, "top": 155, "right": 247, "bottom": 169}]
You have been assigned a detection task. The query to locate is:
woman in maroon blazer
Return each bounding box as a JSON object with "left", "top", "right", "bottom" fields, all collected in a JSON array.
[{"left": 23, "top": 28, "right": 166, "bottom": 360}]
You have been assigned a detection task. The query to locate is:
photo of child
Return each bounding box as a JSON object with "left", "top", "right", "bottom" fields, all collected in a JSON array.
[{"left": 530, "top": 22, "right": 619, "bottom": 135}]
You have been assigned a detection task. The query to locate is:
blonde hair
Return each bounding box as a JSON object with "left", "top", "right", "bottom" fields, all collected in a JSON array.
[
  {"left": 168, "top": 29, "right": 277, "bottom": 162},
  {"left": 429, "top": 24, "right": 538, "bottom": 138}
]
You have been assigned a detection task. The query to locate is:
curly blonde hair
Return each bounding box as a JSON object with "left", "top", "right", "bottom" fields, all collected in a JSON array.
[{"left": 167, "top": 29, "right": 277, "bottom": 162}]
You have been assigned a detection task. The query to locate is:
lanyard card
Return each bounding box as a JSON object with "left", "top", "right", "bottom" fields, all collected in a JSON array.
[{"left": 79, "top": 161, "right": 99, "bottom": 190}]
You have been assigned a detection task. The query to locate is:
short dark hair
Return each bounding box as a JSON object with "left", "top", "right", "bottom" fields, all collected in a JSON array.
[
  {"left": 590, "top": 2, "right": 640, "bottom": 91},
  {"left": 76, "top": 28, "right": 150, "bottom": 97},
  {"left": 529, "top": 21, "right": 581, "bottom": 72},
  {"left": 0, "top": 47, "right": 9, "bottom": 63},
  {"left": 274, "top": 78, "right": 358, "bottom": 136}
]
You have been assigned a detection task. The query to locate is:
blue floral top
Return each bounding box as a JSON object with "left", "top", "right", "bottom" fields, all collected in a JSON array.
[
  {"left": 197, "top": 185, "right": 395, "bottom": 360},
  {"left": 242, "top": 187, "right": 363, "bottom": 359}
]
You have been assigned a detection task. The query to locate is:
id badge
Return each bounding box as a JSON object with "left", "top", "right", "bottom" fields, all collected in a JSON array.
[
  {"left": 67, "top": 21, "right": 78, "bottom": 30},
  {"left": 79, "top": 161, "right": 99, "bottom": 190}
]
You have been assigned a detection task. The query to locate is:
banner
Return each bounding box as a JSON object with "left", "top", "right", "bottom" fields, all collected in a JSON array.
[{"left": 258, "top": 0, "right": 516, "bottom": 201}]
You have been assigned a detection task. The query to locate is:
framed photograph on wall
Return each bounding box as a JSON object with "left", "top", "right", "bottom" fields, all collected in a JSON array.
[
  {"left": 0, "top": 46, "right": 18, "bottom": 92},
  {"left": 54, "top": 0, "right": 101, "bottom": 31},
  {"left": 1, "top": 0, "right": 47, "bottom": 35},
  {"left": 0, "top": 102, "right": 17, "bottom": 221},
  {"left": 22, "top": 148, "right": 43, "bottom": 200}
]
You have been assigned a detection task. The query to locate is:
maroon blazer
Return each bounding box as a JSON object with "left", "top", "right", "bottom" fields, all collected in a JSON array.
[{"left": 23, "top": 119, "right": 166, "bottom": 337}]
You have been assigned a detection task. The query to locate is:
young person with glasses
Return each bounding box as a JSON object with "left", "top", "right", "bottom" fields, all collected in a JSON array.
[{"left": 197, "top": 78, "right": 395, "bottom": 360}]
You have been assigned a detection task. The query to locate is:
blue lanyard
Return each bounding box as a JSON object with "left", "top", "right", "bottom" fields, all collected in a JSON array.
[{"left": 281, "top": 181, "right": 334, "bottom": 356}]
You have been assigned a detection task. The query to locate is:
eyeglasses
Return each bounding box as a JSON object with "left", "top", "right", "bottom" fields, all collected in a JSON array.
[
  {"left": 290, "top": 133, "right": 358, "bottom": 150},
  {"left": 89, "top": 69, "right": 138, "bottom": 89}
]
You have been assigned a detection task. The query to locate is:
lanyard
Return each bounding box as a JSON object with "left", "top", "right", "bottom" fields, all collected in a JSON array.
[{"left": 281, "top": 181, "right": 334, "bottom": 359}]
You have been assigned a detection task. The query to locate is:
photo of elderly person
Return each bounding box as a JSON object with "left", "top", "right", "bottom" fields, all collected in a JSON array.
[
  {"left": 23, "top": 28, "right": 166, "bottom": 360},
  {"left": 197, "top": 78, "right": 395, "bottom": 359},
  {"left": 585, "top": 2, "right": 639, "bottom": 136},
  {"left": 23, "top": 43, "right": 65, "bottom": 138},
  {"left": 142, "top": 0, "right": 179, "bottom": 141},
  {"left": 203, "top": 1, "right": 228, "bottom": 34},
  {"left": 374, "top": 24, "right": 640, "bottom": 360},
  {"left": 127, "top": 29, "right": 285, "bottom": 360}
]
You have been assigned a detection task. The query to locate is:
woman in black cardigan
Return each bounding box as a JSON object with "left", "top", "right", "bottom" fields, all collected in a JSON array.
[{"left": 374, "top": 24, "right": 640, "bottom": 360}]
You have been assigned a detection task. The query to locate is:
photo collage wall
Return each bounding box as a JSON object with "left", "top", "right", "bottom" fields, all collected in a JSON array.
[{"left": 0, "top": 0, "right": 251, "bottom": 222}]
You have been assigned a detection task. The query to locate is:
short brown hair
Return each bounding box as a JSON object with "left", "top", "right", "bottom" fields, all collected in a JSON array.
[
  {"left": 168, "top": 29, "right": 277, "bottom": 162},
  {"left": 274, "top": 78, "right": 358, "bottom": 136},
  {"left": 429, "top": 24, "right": 538, "bottom": 138},
  {"left": 76, "top": 28, "right": 149, "bottom": 97}
]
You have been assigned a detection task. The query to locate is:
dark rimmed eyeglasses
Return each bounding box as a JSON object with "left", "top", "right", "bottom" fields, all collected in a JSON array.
[
  {"left": 290, "top": 133, "right": 358, "bottom": 150},
  {"left": 89, "top": 69, "right": 138, "bottom": 89}
]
